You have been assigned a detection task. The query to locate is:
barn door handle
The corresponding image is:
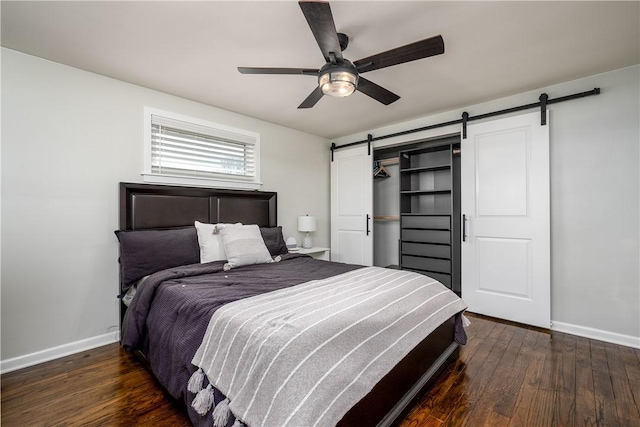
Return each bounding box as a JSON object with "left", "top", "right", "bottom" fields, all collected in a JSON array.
[
  {"left": 366, "top": 214, "right": 370, "bottom": 236},
  {"left": 462, "top": 214, "right": 467, "bottom": 242}
]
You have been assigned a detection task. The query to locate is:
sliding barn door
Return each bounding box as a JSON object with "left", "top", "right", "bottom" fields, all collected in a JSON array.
[
  {"left": 331, "top": 144, "right": 373, "bottom": 265},
  {"left": 461, "top": 111, "right": 550, "bottom": 328}
]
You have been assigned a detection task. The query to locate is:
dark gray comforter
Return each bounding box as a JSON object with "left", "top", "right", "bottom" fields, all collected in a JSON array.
[{"left": 121, "top": 253, "right": 361, "bottom": 427}]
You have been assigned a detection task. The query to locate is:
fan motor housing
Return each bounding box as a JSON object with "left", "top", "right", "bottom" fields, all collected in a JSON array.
[
  {"left": 337, "top": 32, "right": 349, "bottom": 51},
  {"left": 319, "top": 60, "right": 357, "bottom": 77}
]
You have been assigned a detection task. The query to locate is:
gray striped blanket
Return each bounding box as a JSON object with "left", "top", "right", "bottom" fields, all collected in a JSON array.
[{"left": 188, "top": 266, "right": 467, "bottom": 427}]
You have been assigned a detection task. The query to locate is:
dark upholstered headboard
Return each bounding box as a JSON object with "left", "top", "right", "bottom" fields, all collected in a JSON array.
[
  {"left": 119, "top": 182, "right": 277, "bottom": 230},
  {"left": 117, "top": 183, "right": 277, "bottom": 327}
]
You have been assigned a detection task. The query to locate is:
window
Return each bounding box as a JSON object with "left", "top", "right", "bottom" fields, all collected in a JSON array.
[{"left": 143, "top": 108, "right": 261, "bottom": 189}]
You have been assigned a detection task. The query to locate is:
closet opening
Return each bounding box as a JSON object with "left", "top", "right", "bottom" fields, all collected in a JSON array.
[{"left": 373, "top": 134, "right": 462, "bottom": 296}]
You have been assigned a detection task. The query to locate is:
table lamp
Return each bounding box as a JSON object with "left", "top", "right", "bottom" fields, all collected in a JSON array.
[{"left": 298, "top": 215, "right": 317, "bottom": 249}]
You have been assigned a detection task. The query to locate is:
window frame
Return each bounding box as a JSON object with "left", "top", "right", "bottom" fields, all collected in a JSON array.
[{"left": 142, "top": 107, "right": 262, "bottom": 190}]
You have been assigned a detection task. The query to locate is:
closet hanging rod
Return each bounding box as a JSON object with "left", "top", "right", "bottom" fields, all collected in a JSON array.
[
  {"left": 374, "top": 215, "right": 400, "bottom": 221},
  {"left": 379, "top": 157, "right": 399, "bottom": 166},
  {"left": 330, "top": 87, "right": 600, "bottom": 156}
]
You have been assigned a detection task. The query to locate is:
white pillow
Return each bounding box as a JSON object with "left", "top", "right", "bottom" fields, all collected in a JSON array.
[
  {"left": 194, "top": 221, "right": 240, "bottom": 263},
  {"left": 220, "top": 224, "right": 275, "bottom": 270}
]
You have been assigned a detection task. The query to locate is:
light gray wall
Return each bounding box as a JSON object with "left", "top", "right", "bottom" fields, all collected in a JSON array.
[
  {"left": 1, "top": 48, "right": 330, "bottom": 361},
  {"left": 335, "top": 65, "right": 640, "bottom": 342}
]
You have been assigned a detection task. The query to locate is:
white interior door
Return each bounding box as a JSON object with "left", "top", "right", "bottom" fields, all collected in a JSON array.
[
  {"left": 461, "top": 111, "right": 550, "bottom": 328},
  {"left": 331, "top": 144, "right": 373, "bottom": 265}
]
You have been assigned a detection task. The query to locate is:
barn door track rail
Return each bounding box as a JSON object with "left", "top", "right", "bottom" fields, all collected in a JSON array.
[{"left": 330, "top": 87, "right": 600, "bottom": 160}]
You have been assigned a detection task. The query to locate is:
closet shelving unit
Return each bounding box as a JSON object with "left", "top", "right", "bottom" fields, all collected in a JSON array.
[{"left": 399, "top": 141, "right": 459, "bottom": 293}]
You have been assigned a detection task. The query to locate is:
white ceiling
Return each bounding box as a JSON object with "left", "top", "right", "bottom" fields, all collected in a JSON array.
[{"left": 2, "top": 1, "right": 639, "bottom": 139}]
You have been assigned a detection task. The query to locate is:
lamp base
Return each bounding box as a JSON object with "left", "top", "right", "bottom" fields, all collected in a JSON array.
[{"left": 302, "top": 233, "right": 313, "bottom": 249}]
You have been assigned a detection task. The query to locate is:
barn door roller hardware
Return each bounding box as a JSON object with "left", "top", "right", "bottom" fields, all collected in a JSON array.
[
  {"left": 462, "top": 112, "right": 469, "bottom": 139},
  {"left": 540, "top": 93, "right": 548, "bottom": 126}
]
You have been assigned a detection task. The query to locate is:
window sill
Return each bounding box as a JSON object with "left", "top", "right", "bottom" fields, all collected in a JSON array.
[{"left": 141, "top": 173, "right": 262, "bottom": 190}]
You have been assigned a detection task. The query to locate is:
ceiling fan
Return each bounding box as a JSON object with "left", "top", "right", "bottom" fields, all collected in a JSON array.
[{"left": 238, "top": 0, "right": 445, "bottom": 109}]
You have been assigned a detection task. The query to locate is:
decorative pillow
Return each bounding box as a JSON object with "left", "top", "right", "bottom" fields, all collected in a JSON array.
[
  {"left": 195, "top": 221, "right": 228, "bottom": 263},
  {"left": 114, "top": 227, "right": 199, "bottom": 291},
  {"left": 259, "top": 226, "right": 289, "bottom": 256},
  {"left": 220, "top": 224, "right": 276, "bottom": 270}
]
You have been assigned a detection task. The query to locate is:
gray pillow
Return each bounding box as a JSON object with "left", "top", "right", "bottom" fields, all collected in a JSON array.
[
  {"left": 260, "top": 226, "right": 288, "bottom": 256},
  {"left": 115, "top": 227, "right": 200, "bottom": 290},
  {"left": 220, "top": 224, "right": 275, "bottom": 270}
]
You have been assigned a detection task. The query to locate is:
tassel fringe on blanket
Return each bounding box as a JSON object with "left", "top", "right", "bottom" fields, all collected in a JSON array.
[
  {"left": 187, "top": 368, "right": 205, "bottom": 394},
  {"left": 189, "top": 369, "right": 241, "bottom": 427},
  {"left": 212, "top": 398, "right": 231, "bottom": 427},
  {"left": 192, "top": 384, "right": 215, "bottom": 416},
  {"left": 189, "top": 369, "right": 242, "bottom": 427}
]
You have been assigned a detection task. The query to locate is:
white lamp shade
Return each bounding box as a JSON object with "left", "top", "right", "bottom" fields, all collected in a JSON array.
[{"left": 298, "top": 215, "right": 317, "bottom": 232}]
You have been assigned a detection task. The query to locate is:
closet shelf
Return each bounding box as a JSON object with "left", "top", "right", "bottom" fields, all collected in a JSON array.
[
  {"left": 400, "top": 189, "right": 451, "bottom": 195},
  {"left": 401, "top": 212, "right": 452, "bottom": 216},
  {"left": 374, "top": 215, "right": 400, "bottom": 221},
  {"left": 400, "top": 164, "right": 450, "bottom": 174},
  {"left": 402, "top": 227, "right": 451, "bottom": 231},
  {"left": 398, "top": 139, "right": 459, "bottom": 293},
  {"left": 401, "top": 144, "right": 451, "bottom": 157}
]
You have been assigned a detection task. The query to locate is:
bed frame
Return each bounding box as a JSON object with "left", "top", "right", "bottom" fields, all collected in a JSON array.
[{"left": 118, "top": 182, "right": 459, "bottom": 427}]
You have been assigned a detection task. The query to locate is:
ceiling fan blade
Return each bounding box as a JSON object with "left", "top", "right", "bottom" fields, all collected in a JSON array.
[
  {"left": 299, "top": 1, "right": 343, "bottom": 62},
  {"left": 238, "top": 67, "right": 319, "bottom": 76},
  {"left": 354, "top": 35, "right": 445, "bottom": 73},
  {"left": 298, "top": 86, "right": 324, "bottom": 109},
  {"left": 357, "top": 77, "right": 400, "bottom": 105}
]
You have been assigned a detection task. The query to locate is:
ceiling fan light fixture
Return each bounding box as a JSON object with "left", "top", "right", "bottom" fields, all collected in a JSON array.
[
  {"left": 319, "top": 69, "right": 358, "bottom": 98},
  {"left": 238, "top": 2, "right": 444, "bottom": 108}
]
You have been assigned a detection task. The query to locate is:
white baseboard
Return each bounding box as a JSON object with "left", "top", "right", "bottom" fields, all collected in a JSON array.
[
  {"left": 1, "top": 331, "right": 121, "bottom": 374},
  {"left": 551, "top": 321, "right": 640, "bottom": 349}
]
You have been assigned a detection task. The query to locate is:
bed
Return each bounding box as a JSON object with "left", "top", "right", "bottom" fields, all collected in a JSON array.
[{"left": 117, "top": 182, "right": 467, "bottom": 427}]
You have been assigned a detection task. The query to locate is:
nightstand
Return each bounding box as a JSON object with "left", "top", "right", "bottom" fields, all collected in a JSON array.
[{"left": 291, "top": 247, "right": 330, "bottom": 261}]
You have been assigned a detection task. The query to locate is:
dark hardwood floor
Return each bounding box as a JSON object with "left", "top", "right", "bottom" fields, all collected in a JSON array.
[{"left": 2, "top": 314, "right": 639, "bottom": 426}]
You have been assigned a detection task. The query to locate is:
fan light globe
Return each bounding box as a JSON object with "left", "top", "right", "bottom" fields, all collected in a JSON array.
[{"left": 319, "top": 70, "right": 357, "bottom": 97}]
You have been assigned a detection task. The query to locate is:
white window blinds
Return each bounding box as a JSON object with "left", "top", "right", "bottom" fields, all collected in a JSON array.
[{"left": 150, "top": 114, "right": 257, "bottom": 181}]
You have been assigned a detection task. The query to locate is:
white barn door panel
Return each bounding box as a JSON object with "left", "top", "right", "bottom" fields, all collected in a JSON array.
[
  {"left": 462, "top": 111, "right": 550, "bottom": 328},
  {"left": 331, "top": 144, "right": 373, "bottom": 265}
]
